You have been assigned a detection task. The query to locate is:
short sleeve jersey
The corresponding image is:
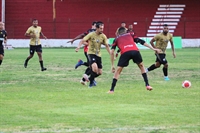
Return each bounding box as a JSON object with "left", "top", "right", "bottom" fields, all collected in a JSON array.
[
  {"left": 112, "top": 33, "right": 139, "bottom": 55},
  {"left": 83, "top": 28, "right": 96, "bottom": 52},
  {"left": 0, "top": 30, "right": 7, "bottom": 45},
  {"left": 154, "top": 32, "right": 173, "bottom": 53},
  {"left": 26, "top": 26, "right": 42, "bottom": 46},
  {"left": 83, "top": 32, "right": 108, "bottom": 57}
]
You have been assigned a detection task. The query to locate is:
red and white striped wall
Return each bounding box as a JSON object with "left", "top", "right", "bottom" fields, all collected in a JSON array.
[{"left": 146, "top": 4, "right": 185, "bottom": 37}]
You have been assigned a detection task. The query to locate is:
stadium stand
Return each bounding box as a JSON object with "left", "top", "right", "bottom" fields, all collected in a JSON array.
[{"left": 1, "top": 0, "right": 199, "bottom": 39}]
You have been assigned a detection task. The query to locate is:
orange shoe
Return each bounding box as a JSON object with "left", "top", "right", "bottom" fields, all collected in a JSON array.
[{"left": 146, "top": 86, "right": 153, "bottom": 91}]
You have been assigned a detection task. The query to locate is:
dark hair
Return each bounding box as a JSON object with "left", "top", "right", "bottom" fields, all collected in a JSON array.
[
  {"left": 96, "top": 21, "right": 103, "bottom": 28},
  {"left": 163, "top": 24, "right": 168, "bottom": 27},
  {"left": 32, "top": 19, "right": 38, "bottom": 22},
  {"left": 92, "top": 21, "right": 97, "bottom": 26},
  {"left": 118, "top": 27, "right": 126, "bottom": 34}
]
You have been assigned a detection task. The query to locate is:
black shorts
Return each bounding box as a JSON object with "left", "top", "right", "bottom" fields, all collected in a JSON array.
[
  {"left": 118, "top": 50, "right": 143, "bottom": 67},
  {"left": 88, "top": 54, "right": 102, "bottom": 69},
  {"left": 0, "top": 45, "right": 4, "bottom": 56},
  {"left": 29, "top": 45, "right": 42, "bottom": 55},
  {"left": 155, "top": 53, "right": 167, "bottom": 64}
]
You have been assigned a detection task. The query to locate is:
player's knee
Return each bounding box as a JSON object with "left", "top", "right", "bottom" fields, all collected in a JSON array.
[
  {"left": 155, "top": 63, "right": 161, "bottom": 68},
  {"left": 139, "top": 63, "right": 144, "bottom": 67},
  {"left": 29, "top": 55, "right": 33, "bottom": 58},
  {"left": 0, "top": 55, "right": 3, "bottom": 60},
  {"left": 98, "top": 72, "right": 102, "bottom": 75},
  {"left": 117, "top": 67, "right": 123, "bottom": 74},
  {"left": 164, "top": 64, "right": 168, "bottom": 68}
]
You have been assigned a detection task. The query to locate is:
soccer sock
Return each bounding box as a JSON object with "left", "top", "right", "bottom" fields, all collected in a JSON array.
[
  {"left": 82, "top": 68, "right": 91, "bottom": 82},
  {"left": 85, "top": 68, "right": 91, "bottom": 75},
  {"left": 142, "top": 73, "right": 149, "bottom": 86},
  {"left": 89, "top": 71, "right": 96, "bottom": 84},
  {"left": 110, "top": 78, "right": 117, "bottom": 91},
  {"left": 93, "top": 72, "right": 100, "bottom": 78},
  {"left": 24, "top": 58, "right": 30, "bottom": 66},
  {"left": 0, "top": 60, "right": 2, "bottom": 65},
  {"left": 148, "top": 64, "right": 157, "bottom": 71},
  {"left": 83, "top": 62, "right": 89, "bottom": 67},
  {"left": 163, "top": 67, "right": 168, "bottom": 76},
  {"left": 39, "top": 60, "right": 44, "bottom": 68},
  {"left": 25, "top": 58, "right": 30, "bottom": 63},
  {"left": 82, "top": 78, "right": 86, "bottom": 82}
]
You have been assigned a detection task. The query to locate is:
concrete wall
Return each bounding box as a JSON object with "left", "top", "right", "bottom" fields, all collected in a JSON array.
[{"left": 5, "top": 39, "right": 200, "bottom": 49}]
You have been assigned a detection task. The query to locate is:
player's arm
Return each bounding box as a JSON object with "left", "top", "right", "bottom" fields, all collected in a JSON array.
[
  {"left": 75, "top": 40, "right": 88, "bottom": 52},
  {"left": 102, "top": 35, "right": 111, "bottom": 55},
  {"left": 110, "top": 45, "right": 116, "bottom": 73},
  {"left": 115, "top": 49, "right": 120, "bottom": 58},
  {"left": 150, "top": 38, "right": 156, "bottom": 48},
  {"left": 67, "top": 33, "right": 85, "bottom": 44},
  {"left": 24, "top": 28, "right": 35, "bottom": 38},
  {"left": 75, "top": 33, "right": 90, "bottom": 52},
  {"left": 4, "top": 31, "right": 7, "bottom": 44},
  {"left": 40, "top": 32, "right": 47, "bottom": 39},
  {"left": 105, "top": 43, "right": 111, "bottom": 54},
  {"left": 169, "top": 36, "right": 176, "bottom": 58},
  {"left": 134, "top": 38, "right": 160, "bottom": 53},
  {"left": 115, "top": 28, "right": 119, "bottom": 36},
  {"left": 110, "top": 39, "right": 117, "bottom": 73}
]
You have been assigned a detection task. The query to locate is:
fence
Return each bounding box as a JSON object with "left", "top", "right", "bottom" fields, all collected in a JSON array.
[{"left": 5, "top": 18, "right": 200, "bottom": 39}]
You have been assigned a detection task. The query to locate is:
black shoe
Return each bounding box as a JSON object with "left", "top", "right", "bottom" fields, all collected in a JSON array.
[
  {"left": 41, "top": 67, "right": 47, "bottom": 71},
  {"left": 24, "top": 61, "right": 28, "bottom": 68}
]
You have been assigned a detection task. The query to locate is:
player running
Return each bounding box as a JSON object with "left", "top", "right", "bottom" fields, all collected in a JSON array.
[
  {"left": 67, "top": 21, "right": 97, "bottom": 85},
  {"left": 24, "top": 19, "right": 47, "bottom": 71},
  {"left": 145, "top": 24, "right": 176, "bottom": 81}
]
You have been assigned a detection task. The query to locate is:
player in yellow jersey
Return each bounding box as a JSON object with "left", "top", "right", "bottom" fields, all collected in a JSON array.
[
  {"left": 77, "top": 21, "right": 110, "bottom": 88},
  {"left": 24, "top": 19, "right": 47, "bottom": 71},
  {"left": 146, "top": 24, "right": 176, "bottom": 80}
]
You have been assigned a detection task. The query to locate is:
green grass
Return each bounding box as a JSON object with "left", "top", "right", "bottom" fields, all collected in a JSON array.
[{"left": 0, "top": 48, "right": 200, "bottom": 133}]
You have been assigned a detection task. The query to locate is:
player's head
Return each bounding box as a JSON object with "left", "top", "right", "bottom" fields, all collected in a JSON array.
[
  {"left": 92, "top": 21, "right": 97, "bottom": 29},
  {"left": 0, "top": 22, "right": 4, "bottom": 30},
  {"left": 121, "top": 22, "right": 126, "bottom": 27},
  {"left": 118, "top": 27, "right": 126, "bottom": 35},
  {"left": 163, "top": 24, "right": 169, "bottom": 34},
  {"left": 32, "top": 19, "right": 38, "bottom": 27},
  {"left": 128, "top": 24, "right": 133, "bottom": 30},
  {"left": 96, "top": 21, "right": 104, "bottom": 34}
]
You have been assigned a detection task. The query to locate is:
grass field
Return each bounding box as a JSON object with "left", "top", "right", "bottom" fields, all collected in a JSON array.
[{"left": 0, "top": 48, "right": 200, "bottom": 133}]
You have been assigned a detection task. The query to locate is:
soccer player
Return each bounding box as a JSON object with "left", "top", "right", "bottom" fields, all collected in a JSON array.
[
  {"left": 127, "top": 24, "right": 134, "bottom": 33},
  {"left": 115, "top": 22, "right": 127, "bottom": 36},
  {"left": 0, "top": 22, "right": 7, "bottom": 66},
  {"left": 108, "top": 27, "right": 160, "bottom": 93},
  {"left": 68, "top": 21, "right": 97, "bottom": 85},
  {"left": 146, "top": 24, "right": 176, "bottom": 81},
  {"left": 24, "top": 19, "right": 47, "bottom": 71},
  {"left": 77, "top": 21, "right": 110, "bottom": 88},
  {"left": 115, "top": 24, "right": 134, "bottom": 58}
]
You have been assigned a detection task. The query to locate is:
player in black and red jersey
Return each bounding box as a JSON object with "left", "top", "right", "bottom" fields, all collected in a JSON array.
[
  {"left": 67, "top": 21, "right": 97, "bottom": 85},
  {"left": 108, "top": 27, "right": 160, "bottom": 93},
  {"left": 0, "top": 22, "right": 7, "bottom": 66},
  {"left": 115, "top": 24, "right": 134, "bottom": 58}
]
